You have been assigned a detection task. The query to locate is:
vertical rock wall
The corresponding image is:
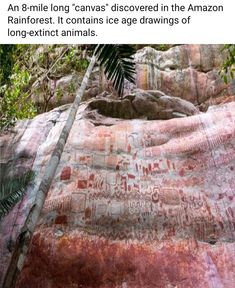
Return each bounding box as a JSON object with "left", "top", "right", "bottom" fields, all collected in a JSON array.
[
  {"left": 0, "top": 106, "right": 71, "bottom": 286},
  {"left": 13, "top": 102, "right": 235, "bottom": 288},
  {"left": 1, "top": 44, "right": 235, "bottom": 287},
  {"left": 134, "top": 45, "right": 235, "bottom": 109}
]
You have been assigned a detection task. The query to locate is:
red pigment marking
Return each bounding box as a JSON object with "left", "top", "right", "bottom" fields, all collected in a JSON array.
[
  {"left": 89, "top": 174, "right": 95, "bottom": 181},
  {"left": 167, "top": 159, "right": 171, "bottom": 169},
  {"left": 127, "top": 144, "right": 131, "bottom": 153},
  {"left": 110, "top": 144, "right": 113, "bottom": 153},
  {"left": 85, "top": 207, "right": 92, "bottom": 219},
  {"left": 77, "top": 180, "right": 87, "bottom": 189},
  {"left": 206, "top": 204, "right": 211, "bottom": 216},
  {"left": 188, "top": 164, "right": 194, "bottom": 170},
  {"left": 218, "top": 193, "right": 224, "bottom": 200},
  {"left": 55, "top": 215, "right": 67, "bottom": 225},
  {"left": 60, "top": 166, "right": 71, "bottom": 180},
  {"left": 17, "top": 230, "right": 235, "bottom": 288},
  {"left": 179, "top": 168, "right": 185, "bottom": 177},
  {"left": 133, "top": 152, "right": 137, "bottom": 160},
  {"left": 154, "top": 163, "right": 159, "bottom": 168},
  {"left": 128, "top": 173, "right": 135, "bottom": 179}
]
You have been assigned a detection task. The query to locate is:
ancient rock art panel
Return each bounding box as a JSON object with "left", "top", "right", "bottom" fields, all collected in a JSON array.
[{"left": 16, "top": 102, "right": 235, "bottom": 288}]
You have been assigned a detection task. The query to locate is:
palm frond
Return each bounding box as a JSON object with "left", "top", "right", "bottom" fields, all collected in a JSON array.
[
  {"left": 0, "top": 170, "right": 35, "bottom": 220},
  {"left": 94, "top": 45, "right": 136, "bottom": 96}
]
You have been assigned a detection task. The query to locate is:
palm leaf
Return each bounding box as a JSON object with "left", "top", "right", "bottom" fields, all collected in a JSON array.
[
  {"left": 94, "top": 45, "right": 136, "bottom": 96},
  {"left": 0, "top": 170, "right": 35, "bottom": 220}
]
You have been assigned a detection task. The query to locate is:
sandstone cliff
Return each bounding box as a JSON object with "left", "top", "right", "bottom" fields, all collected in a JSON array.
[
  {"left": 30, "top": 44, "right": 235, "bottom": 111},
  {"left": 0, "top": 99, "right": 234, "bottom": 287},
  {"left": 134, "top": 45, "right": 235, "bottom": 110},
  {"left": 0, "top": 44, "right": 235, "bottom": 287}
]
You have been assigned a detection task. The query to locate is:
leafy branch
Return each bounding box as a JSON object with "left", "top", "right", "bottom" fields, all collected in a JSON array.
[
  {"left": 0, "top": 170, "right": 35, "bottom": 220},
  {"left": 95, "top": 44, "right": 136, "bottom": 96},
  {"left": 220, "top": 44, "right": 235, "bottom": 83}
]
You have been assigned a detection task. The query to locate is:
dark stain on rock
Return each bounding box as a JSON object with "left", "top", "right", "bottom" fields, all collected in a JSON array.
[
  {"left": 85, "top": 207, "right": 92, "bottom": 219},
  {"left": 55, "top": 215, "right": 67, "bottom": 225}
]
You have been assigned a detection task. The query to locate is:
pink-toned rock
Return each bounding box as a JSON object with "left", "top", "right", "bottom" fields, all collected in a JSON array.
[
  {"left": 134, "top": 45, "right": 235, "bottom": 109},
  {"left": 0, "top": 106, "right": 70, "bottom": 285},
  {"left": 31, "top": 45, "right": 235, "bottom": 112},
  {"left": 6, "top": 102, "right": 234, "bottom": 288}
]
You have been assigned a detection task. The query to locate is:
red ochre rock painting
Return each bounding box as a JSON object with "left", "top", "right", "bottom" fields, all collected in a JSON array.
[
  {"left": 7, "top": 103, "right": 235, "bottom": 287},
  {"left": 14, "top": 102, "right": 235, "bottom": 287},
  {"left": 60, "top": 166, "right": 71, "bottom": 180},
  {"left": 17, "top": 232, "right": 235, "bottom": 288}
]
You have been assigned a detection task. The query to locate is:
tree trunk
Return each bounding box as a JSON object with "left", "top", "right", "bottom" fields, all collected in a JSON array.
[{"left": 3, "top": 54, "right": 97, "bottom": 288}]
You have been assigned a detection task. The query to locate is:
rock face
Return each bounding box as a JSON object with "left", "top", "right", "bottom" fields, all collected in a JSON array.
[
  {"left": 89, "top": 89, "right": 199, "bottom": 120},
  {"left": 1, "top": 100, "right": 234, "bottom": 287},
  {"left": 31, "top": 45, "right": 235, "bottom": 112},
  {"left": 0, "top": 105, "right": 70, "bottom": 285},
  {"left": 134, "top": 45, "right": 235, "bottom": 110}
]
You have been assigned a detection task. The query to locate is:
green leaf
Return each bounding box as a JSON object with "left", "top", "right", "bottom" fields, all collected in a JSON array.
[
  {"left": 94, "top": 45, "right": 136, "bottom": 96},
  {"left": 0, "top": 170, "right": 35, "bottom": 220},
  {"left": 223, "top": 75, "right": 228, "bottom": 84},
  {"left": 220, "top": 44, "right": 235, "bottom": 84}
]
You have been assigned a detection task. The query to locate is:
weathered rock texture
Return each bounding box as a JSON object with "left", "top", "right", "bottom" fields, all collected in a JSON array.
[
  {"left": 89, "top": 89, "right": 199, "bottom": 120},
  {"left": 0, "top": 105, "right": 70, "bottom": 285},
  {"left": 31, "top": 45, "right": 235, "bottom": 112},
  {"left": 1, "top": 100, "right": 234, "bottom": 287},
  {"left": 134, "top": 45, "right": 235, "bottom": 110}
]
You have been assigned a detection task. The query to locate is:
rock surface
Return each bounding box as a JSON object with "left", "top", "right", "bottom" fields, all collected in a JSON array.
[
  {"left": 88, "top": 89, "right": 199, "bottom": 120},
  {"left": 134, "top": 45, "right": 235, "bottom": 110},
  {"left": 1, "top": 99, "right": 234, "bottom": 287},
  {"left": 0, "top": 105, "right": 70, "bottom": 285},
  {"left": 30, "top": 45, "right": 235, "bottom": 112}
]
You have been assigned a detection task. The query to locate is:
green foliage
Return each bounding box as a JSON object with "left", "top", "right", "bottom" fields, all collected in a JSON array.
[
  {"left": 68, "top": 82, "right": 76, "bottom": 94},
  {"left": 94, "top": 44, "right": 136, "bottom": 96},
  {"left": 0, "top": 69, "right": 37, "bottom": 130},
  {"left": 0, "top": 44, "right": 136, "bottom": 129},
  {"left": 55, "top": 87, "right": 63, "bottom": 104},
  {"left": 154, "top": 44, "right": 172, "bottom": 51},
  {"left": 0, "top": 170, "right": 35, "bottom": 220},
  {"left": 0, "top": 45, "right": 38, "bottom": 131},
  {"left": 38, "top": 52, "right": 46, "bottom": 66},
  {"left": 0, "top": 45, "right": 16, "bottom": 86},
  {"left": 220, "top": 44, "right": 235, "bottom": 84},
  {"left": 61, "top": 46, "right": 89, "bottom": 72}
]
